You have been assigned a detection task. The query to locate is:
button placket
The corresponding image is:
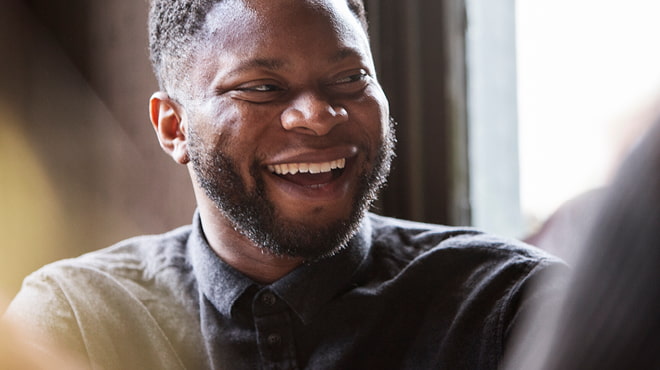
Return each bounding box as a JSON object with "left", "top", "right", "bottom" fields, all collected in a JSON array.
[{"left": 253, "top": 289, "right": 298, "bottom": 369}]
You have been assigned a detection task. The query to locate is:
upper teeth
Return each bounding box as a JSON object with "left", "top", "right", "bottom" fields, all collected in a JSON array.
[{"left": 268, "top": 158, "right": 346, "bottom": 175}]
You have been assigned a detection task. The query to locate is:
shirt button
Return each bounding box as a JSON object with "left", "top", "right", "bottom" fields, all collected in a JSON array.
[
  {"left": 261, "top": 292, "right": 277, "bottom": 306},
  {"left": 267, "top": 333, "right": 282, "bottom": 346}
]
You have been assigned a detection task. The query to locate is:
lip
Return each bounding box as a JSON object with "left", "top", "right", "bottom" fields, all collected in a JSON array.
[
  {"left": 264, "top": 145, "right": 358, "bottom": 166},
  {"left": 263, "top": 152, "right": 358, "bottom": 203}
]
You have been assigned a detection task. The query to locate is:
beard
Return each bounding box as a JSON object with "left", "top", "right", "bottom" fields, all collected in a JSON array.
[{"left": 188, "top": 119, "right": 396, "bottom": 261}]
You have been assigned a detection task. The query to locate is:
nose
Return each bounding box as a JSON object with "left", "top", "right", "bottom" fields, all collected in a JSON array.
[{"left": 280, "top": 92, "right": 348, "bottom": 136}]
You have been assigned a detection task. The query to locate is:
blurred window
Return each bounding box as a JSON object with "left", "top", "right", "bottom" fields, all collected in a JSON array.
[{"left": 468, "top": 0, "right": 660, "bottom": 237}]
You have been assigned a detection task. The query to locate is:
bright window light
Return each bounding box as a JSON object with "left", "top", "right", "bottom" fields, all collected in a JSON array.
[{"left": 517, "top": 0, "right": 660, "bottom": 230}]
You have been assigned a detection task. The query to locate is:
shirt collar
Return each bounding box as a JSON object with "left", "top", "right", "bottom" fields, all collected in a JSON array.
[
  {"left": 187, "top": 211, "right": 254, "bottom": 318},
  {"left": 188, "top": 210, "right": 372, "bottom": 323},
  {"left": 270, "top": 217, "right": 372, "bottom": 324}
]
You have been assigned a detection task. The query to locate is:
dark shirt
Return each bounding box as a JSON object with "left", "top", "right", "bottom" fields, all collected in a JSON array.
[{"left": 4, "top": 212, "right": 566, "bottom": 370}]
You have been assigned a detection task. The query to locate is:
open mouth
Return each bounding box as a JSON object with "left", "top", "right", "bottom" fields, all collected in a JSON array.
[{"left": 267, "top": 158, "right": 346, "bottom": 187}]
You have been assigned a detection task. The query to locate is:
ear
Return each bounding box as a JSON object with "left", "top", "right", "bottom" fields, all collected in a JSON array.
[{"left": 149, "top": 92, "right": 189, "bottom": 164}]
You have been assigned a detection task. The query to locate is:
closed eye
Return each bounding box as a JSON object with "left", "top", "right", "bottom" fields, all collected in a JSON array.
[
  {"left": 237, "top": 84, "right": 283, "bottom": 92},
  {"left": 332, "top": 71, "right": 369, "bottom": 85},
  {"left": 327, "top": 70, "right": 370, "bottom": 95},
  {"left": 229, "top": 82, "right": 285, "bottom": 103}
]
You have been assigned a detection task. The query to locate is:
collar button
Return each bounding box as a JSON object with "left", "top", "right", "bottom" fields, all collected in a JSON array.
[{"left": 261, "top": 291, "right": 277, "bottom": 306}]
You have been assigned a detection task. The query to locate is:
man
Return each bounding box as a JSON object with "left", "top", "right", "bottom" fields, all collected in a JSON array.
[{"left": 4, "top": 0, "right": 565, "bottom": 369}]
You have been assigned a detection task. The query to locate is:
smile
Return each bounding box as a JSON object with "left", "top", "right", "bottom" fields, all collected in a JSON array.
[{"left": 267, "top": 158, "right": 346, "bottom": 175}]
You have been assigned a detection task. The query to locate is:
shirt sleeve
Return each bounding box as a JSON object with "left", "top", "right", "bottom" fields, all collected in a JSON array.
[
  {"left": 3, "top": 266, "right": 91, "bottom": 365},
  {"left": 4, "top": 261, "right": 191, "bottom": 370}
]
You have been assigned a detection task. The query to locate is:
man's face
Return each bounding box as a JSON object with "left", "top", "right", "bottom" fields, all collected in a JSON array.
[{"left": 182, "top": 0, "right": 394, "bottom": 260}]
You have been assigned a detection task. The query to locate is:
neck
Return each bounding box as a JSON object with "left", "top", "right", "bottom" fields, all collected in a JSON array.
[{"left": 197, "top": 203, "right": 304, "bottom": 284}]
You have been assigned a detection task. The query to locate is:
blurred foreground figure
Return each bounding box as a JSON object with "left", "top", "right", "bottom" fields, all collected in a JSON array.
[
  {"left": 3, "top": 0, "right": 566, "bottom": 368},
  {"left": 0, "top": 306, "right": 85, "bottom": 370},
  {"left": 507, "top": 118, "right": 660, "bottom": 369}
]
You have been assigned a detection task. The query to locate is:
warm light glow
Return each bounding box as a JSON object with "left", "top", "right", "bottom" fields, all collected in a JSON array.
[{"left": 0, "top": 104, "right": 65, "bottom": 299}]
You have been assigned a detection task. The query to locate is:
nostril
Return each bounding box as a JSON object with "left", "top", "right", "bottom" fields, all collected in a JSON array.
[
  {"left": 331, "top": 106, "right": 348, "bottom": 119},
  {"left": 280, "top": 104, "right": 348, "bottom": 136},
  {"left": 281, "top": 107, "right": 306, "bottom": 130}
]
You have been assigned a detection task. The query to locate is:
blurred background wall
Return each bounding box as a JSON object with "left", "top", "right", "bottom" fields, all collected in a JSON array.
[{"left": 0, "top": 0, "right": 195, "bottom": 300}]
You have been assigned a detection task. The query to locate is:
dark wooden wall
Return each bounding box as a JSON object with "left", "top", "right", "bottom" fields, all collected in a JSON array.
[
  {"left": 366, "top": 0, "right": 470, "bottom": 225},
  {"left": 0, "top": 0, "right": 195, "bottom": 299}
]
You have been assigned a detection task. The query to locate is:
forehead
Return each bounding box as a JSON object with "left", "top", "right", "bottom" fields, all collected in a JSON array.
[
  {"left": 204, "top": 0, "right": 356, "bottom": 30},
  {"left": 198, "top": 0, "right": 370, "bottom": 60}
]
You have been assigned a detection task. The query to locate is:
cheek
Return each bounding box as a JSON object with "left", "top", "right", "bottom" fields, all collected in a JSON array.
[
  {"left": 349, "top": 88, "right": 390, "bottom": 144},
  {"left": 213, "top": 100, "right": 282, "bottom": 138},
  {"left": 193, "top": 101, "right": 266, "bottom": 150},
  {"left": 192, "top": 101, "right": 284, "bottom": 179},
  {"left": 196, "top": 100, "right": 240, "bottom": 134}
]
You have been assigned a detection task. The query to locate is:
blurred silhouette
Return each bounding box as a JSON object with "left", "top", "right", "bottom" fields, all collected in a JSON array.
[
  {"left": 524, "top": 92, "right": 660, "bottom": 265},
  {"left": 0, "top": 299, "right": 85, "bottom": 370},
  {"left": 524, "top": 188, "right": 604, "bottom": 264},
  {"left": 506, "top": 116, "right": 660, "bottom": 369}
]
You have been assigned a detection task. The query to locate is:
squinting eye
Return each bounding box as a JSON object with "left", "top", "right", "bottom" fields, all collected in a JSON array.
[
  {"left": 327, "top": 70, "right": 370, "bottom": 95},
  {"left": 238, "top": 84, "right": 282, "bottom": 92},
  {"left": 229, "top": 82, "right": 286, "bottom": 103},
  {"left": 334, "top": 71, "right": 368, "bottom": 85}
]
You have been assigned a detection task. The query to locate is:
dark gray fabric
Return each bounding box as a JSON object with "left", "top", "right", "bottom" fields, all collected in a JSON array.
[{"left": 4, "top": 212, "right": 566, "bottom": 370}]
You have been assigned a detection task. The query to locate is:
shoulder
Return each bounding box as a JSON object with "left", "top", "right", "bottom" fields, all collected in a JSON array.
[
  {"left": 6, "top": 225, "right": 195, "bottom": 319},
  {"left": 4, "top": 225, "right": 200, "bottom": 367},
  {"left": 364, "top": 213, "right": 568, "bottom": 313},
  {"left": 44, "top": 224, "right": 193, "bottom": 282},
  {"left": 367, "top": 213, "right": 557, "bottom": 264},
  {"left": 355, "top": 215, "right": 568, "bottom": 365}
]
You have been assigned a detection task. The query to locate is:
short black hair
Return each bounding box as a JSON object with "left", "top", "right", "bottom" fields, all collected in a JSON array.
[{"left": 148, "top": 0, "right": 367, "bottom": 96}]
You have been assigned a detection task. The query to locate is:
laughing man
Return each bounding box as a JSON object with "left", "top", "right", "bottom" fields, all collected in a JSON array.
[{"left": 4, "top": 1, "right": 565, "bottom": 369}]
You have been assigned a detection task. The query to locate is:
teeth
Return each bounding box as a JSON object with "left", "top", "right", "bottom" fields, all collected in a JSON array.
[{"left": 268, "top": 158, "right": 346, "bottom": 175}]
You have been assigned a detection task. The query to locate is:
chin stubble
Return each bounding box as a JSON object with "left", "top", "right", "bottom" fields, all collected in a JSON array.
[{"left": 188, "top": 118, "right": 396, "bottom": 261}]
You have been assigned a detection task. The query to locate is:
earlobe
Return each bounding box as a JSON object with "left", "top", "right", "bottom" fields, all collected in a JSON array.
[{"left": 149, "top": 92, "right": 189, "bottom": 164}]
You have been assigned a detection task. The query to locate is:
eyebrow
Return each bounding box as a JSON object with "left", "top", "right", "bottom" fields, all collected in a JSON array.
[
  {"left": 226, "top": 47, "right": 364, "bottom": 77},
  {"left": 329, "top": 47, "right": 363, "bottom": 63},
  {"left": 227, "top": 58, "right": 288, "bottom": 76}
]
